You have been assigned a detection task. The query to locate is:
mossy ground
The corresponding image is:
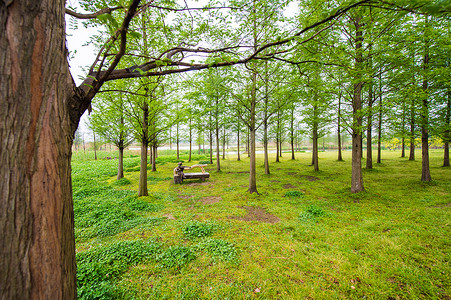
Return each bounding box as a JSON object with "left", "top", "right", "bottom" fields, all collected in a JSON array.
[{"left": 72, "top": 149, "right": 450, "bottom": 299}]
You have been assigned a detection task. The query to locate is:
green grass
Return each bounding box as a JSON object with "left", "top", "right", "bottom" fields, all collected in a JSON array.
[{"left": 72, "top": 149, "right": 450, "bottom": 299}]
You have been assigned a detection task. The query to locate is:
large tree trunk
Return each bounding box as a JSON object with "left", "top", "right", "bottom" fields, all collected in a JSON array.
[
  {"left": 0, "top": 0, "right": 78, "bottom": 297},
  {"left": 351, "top": 15, "right": 364, "bottom": 193},
  {"left": 117, "top": 146, "right": 124, "bottom": 180}
]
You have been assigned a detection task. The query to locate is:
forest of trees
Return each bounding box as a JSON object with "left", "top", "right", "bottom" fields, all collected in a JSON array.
[{"left": 1, "top": 0, "right": 449, "bottom": 298}]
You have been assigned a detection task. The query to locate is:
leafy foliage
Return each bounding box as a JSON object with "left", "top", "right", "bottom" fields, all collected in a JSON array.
[
  {"left": 284, "top": 190, "right": 305, "bottom": 198},
  {"left": 182, "top": 221, "right": 216, "bottom": 239},
  {"left": 77, "top": 240, "right": 161, "bottom": 299},
  {"left": 299, "top": 205, "right": 327, "bottom": 222},
  {"left": 195, "top": 238, "right": 239, "bottom": 263},
  {"left": 157, "top": 246, "right": 196, "bottom": 269}
]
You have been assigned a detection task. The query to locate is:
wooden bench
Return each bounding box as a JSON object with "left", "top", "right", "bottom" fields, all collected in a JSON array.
[{"left": 173, "top": 163, "right": 210, "bottom": 184}]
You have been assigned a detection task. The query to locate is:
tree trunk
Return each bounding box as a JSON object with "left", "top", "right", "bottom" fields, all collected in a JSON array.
[
  {"left": 215, "top": 116, "right": 221, "bottom": 172},
  {"left": 138, "top": 101, "right": 149, "bottom": 197},
  {"left": 247, "top": 127, "right": 250, "bottom": 158},
  {"left": 409, "top": 98, "right": 416, "bottom": 161},
  {"left": 366, "top": 82, "right": 373, "bottom": 169},
  {"left": 189, "top": 119, "right": 192, "bottom": 162},
  {"left": 0, "top": 0, "right": 78, "bottom": 297},
  {"left": 222, "top": 127, "right": 226, "bottom": 160},
  {"left": 248, "top": 69, "right": 258, "bottom": 194},
  {"left": 312, "top": 124, "right": 319, "bottom": 172},
  {"left": 279, "top": 138, "right": 283, "bottom": 158},
  {"left": 209, "top": 126, "right": 213, "bottom": 164},
  {"left": 443, "top": 90, "right": 450, "bottom": 167},
  {"left": 93, "top": 131, "right": 97, "bottom": 160},
  {"left": 351, "top": 16, "right": 364, "bottom": 193},
  {"left": 377, "top": 73, "right": 383, "bottom": 164},
  {"left": 264, "top": 119, "right": 270, "bottom": 175},
  {"left": 248, "top": 127, "right": 258, "bottom": 193},
  {"left": 421, "top": 27, "right": 431, "bottom": 182},
  {"left": 176, "top": 122, "right": 179, "bottom": 160},
  {"left": 117, "top": 146, "right": 124, "bottom": 180},
  {"left": 291, "top": 107, "right": 295, "bottom": 160},
  {"left": 338, "top": 92, "right": 343, "bottom": 161},
  {"left": 152, "top": 144, "right": 157, "bottom": 172},
  {"left": 237, "top": 123, "right": 241, "bottom": 161}
]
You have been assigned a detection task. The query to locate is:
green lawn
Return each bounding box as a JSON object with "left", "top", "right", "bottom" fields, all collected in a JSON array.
[{"left": 72, "top": 149, "right": 450, "bottom": 299}]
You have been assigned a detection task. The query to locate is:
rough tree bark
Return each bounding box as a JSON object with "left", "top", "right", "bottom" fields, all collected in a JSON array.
[{"left": 0, "top": 0, "right": 82, "bottom": 297}]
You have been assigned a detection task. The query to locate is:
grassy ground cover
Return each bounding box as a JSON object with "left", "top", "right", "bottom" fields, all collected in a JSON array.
[{"left": 72, "top": 150, "right": 450, "bottom": 299}]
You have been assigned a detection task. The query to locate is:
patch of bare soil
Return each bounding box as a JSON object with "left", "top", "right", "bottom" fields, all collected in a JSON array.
[
  {"left": 287, "top": 172, "right": 297, "bottom": 175},
  {"left": 283, "top": 184, "right": 297, "bottom": 189},
  {"left": 271, "top": 180, "right": 281, "bottom": 183},
  {"left": 178, "top": 195, "right": 194, "bottom": 199},
  {"left": 228, "top": 206, "right": 280, "bottom": 224},
  {"left": 226, "top": 171, "right": 249, "bottom": 174},
  {"left": 299, "top": 175, "right": 320, "bottom": 181},
  {"left": 163, "top": 213, "right": 176, "bottom": 220},
  {"left": 185, "top": 182, "right": 213, "bottom": 186},
  {"left": 199, "top": 196, "right": 222, "bottom": 205}
]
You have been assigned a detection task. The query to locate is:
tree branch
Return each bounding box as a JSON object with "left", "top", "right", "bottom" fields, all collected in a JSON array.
[{"left": 65, "top": 6, "right": 125, "bottom": 19}]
